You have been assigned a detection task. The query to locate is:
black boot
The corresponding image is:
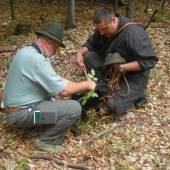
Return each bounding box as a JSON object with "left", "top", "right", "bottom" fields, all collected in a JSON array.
[
  {"left": 118, "top": 0, "right": 126, "bottom": 6},
  {"left": 134, "top": 92, "right": 147, "bottom": 107}
]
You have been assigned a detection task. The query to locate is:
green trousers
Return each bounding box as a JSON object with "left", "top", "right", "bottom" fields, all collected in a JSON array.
[{"left": 7, "top": 100, "right": 81, "bottom": 145}]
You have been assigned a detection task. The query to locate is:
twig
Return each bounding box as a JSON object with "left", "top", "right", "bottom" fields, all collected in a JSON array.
[
  {"left": 0, "top": 49, "right": 13, "bottom": 53},
  {"left": 30, "top": 154, "right": 95, "bottom": 170},
  {"left": 83, "top": 125, "right": 120, "bottom": 145},
  {"left": 165, "top": 0, "right": 170, "bottom": 6},
  {"left": 51, "top": 160, "right": 59, "bottom": 169}
]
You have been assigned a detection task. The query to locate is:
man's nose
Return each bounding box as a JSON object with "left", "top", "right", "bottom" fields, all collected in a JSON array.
[{"left": 99, "top": 30, "right": 105, "bottom": 35}]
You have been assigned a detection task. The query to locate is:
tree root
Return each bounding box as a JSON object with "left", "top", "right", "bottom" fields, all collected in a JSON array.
[{"left": 30, "top": 154, "right": 95, "bottom": 170}]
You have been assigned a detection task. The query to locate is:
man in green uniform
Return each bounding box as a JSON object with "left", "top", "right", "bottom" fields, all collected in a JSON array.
[{"left": 2, "top": 22, "right": 96, "bottom": 153}]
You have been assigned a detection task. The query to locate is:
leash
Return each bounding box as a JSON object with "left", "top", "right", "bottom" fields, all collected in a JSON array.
[
  {"left": 105, "top": 66, "right": 130, "bottom": 97},
  {"left": 82, "top": 66, "right": 88, "bottom": 80}
]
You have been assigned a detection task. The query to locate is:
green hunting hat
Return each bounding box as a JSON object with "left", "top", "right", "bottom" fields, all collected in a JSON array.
[
  {"left": 35, "top": 22, "right": 65, "bottom": 48},
  {"left": 103, "top": 52, "right": 126, "bottom": 68}
]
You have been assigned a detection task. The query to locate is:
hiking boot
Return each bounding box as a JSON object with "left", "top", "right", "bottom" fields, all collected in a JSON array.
[
  {"left": 33, "top": 139, "right": 65, "bottom": 153},
  {"left": 134, "top": 92, "right": 147, "bottom": 107}
]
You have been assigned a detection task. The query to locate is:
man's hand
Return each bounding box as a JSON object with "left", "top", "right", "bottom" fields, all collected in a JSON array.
[
  {"left": 88, "top": 80, "right": 97, "bottom": 91},
  {"left": 75, "top": 47, "right": 89, "bottom": 67},
  {"left": 75, "top": 52, "right": 85, "bottom": 67},
  {"left": 113, "top": 63, "right": 121, "bottom": 71}
]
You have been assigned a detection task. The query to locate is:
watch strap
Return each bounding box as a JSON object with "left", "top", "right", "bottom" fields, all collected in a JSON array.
[{"left": 120, "top": 64, "right": 124, "bottom": 72}]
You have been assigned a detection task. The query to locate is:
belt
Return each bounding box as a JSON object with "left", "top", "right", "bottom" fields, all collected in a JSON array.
[{"left": 3, "top": 107, "right": 20, "bottom": 113}]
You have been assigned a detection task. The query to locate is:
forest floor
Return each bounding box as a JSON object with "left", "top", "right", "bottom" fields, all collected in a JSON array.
[{"left": 0, "top": 0, "right": 170, "bottom": 170}]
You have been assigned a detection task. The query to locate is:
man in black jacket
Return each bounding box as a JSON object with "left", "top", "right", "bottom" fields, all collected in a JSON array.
[{"left": 75, "top": 7, "right": 158, "bottom": 114}]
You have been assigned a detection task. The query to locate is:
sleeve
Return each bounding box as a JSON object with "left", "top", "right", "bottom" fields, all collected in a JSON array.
[
  {"left": 129, "top": 30, "right": 159, "bottom": 71},
  {"left": 37, "top": 60, "right": 67, "bottom": 96},
  {"left": 83, "top": 29, "right": 108, "bottom": 51},
  {"left": 30, "top": 57, "right": 67, "bottom": 96}
]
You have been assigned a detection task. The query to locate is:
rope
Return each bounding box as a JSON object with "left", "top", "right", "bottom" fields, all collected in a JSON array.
[{"left": 105, "top": 65, "right": 130, "bottom": 97}]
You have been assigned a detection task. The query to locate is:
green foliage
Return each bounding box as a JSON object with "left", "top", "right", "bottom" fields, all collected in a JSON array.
[
  {"left": 87, "top": 69, "right": 98, "bottom": 81},
  {"left": 152, "top": 7, "right": 168, "bottom": 20},
  {"left": 11, "top": 140, "right": 16, "bottom": 145},
  {"left": 20, "top": 158, "right": 28, "bottom": 170},
  {"left": 148, "top": 97, "right": 153, "bottom": 102},
  {"left": 78, "top": 90, "right": 98, "bottom": 106},
  {"left": 77, "top": 69, "right": 98, "bottom": 106},
  {"left": 140, "top": 12, "right": 145, "bottom": 16},
  {"left": 26, "top": 149, "right": 32, "bottom": 156},
  {"left": 77, "top": 110, "right": 99, "bottom": 135}
]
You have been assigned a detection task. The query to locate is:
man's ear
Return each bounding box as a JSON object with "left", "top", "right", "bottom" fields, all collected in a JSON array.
[
  {"left": 112, "top": 17, "right": 116, "bottom": 23},
  {"left": 46, "top": 39, "right": 52, "bottom": 48}
]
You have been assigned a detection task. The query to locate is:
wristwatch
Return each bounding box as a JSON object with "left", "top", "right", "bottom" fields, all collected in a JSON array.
[{"left": 119, "top": 64, "right": 124, "bottom": 72}]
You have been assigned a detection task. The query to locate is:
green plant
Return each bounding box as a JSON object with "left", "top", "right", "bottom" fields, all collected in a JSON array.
[
  {"left": 77, "top": 69, "right": 98, "bottom": 106},
  {"left": 76, "top": 109, "right": 100, "bottom": 135},
  {"left": 87, "top": 69, "right": 98, "bottom": 81},
  {"left": 148, "top": 97, "right": 153, "bottom": 102},
  {"left": 3, "top": 162, "right": 15, "bottom": 169},
  {"left": 78, "top": 90, "right": 98, "bottom": 106},
  {"left": 11, "top": 140, "right": 16, "bottom": 145},
  {"left": 20, "top": 158, "right": 28, "bottom": 170},
  {"left": 26, "top": 149, "right": 32, "bottom": 156},
  {"left": 0, "top": 81, "right": 2, "bottom": 89},
  {"left": 152, "top": 7, "right": 168, "bottom": 20},
  {"left": 140, "top": 12, "right": 145, "bottom": 16}
]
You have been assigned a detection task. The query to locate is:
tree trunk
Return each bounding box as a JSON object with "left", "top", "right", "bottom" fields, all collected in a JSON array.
[
  {"left": 126, "top": 0, "right": 134, "bottom": 20},
  {"left": 161, "top": 0, "right": 166, "bottom": 11},
  {"left": 113, "top": 0, "right": 118, "bottom": 12},
  {"left": 9, "top": 0, "right": 14, "bottom": 19},
  {"left": 65, "top": 0, "right": 76, "bottom": 30},
  {"left": 144, "top": 0, "right": 150, "bottom": 13}
]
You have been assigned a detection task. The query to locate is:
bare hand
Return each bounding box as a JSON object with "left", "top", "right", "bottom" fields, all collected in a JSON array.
[
  {"left": 113, "top": 63, "right": 121, "bottom": 71},
  {"left": 75, "top": 53, "right": 85, "bottom": 67},
  {"left": 88, "top": 80, "right": 97, "bottom": 91}
]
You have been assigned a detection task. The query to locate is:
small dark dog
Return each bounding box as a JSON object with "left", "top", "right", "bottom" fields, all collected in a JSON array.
[
  {"left": 71, "top": 80, "right": 116, "bottom": 120},
  {"left": 70, "top": 80, "right": 116, "bottom": 136}
]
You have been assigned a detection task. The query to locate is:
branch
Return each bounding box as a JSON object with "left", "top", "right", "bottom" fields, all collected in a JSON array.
[
  {"left": 30, "top": 154, "right": 95, "bottom": 170},
  {"left": 0, "top": 49, "right": 13, "bottom": 53},
  {"left": 83, "top": 125, "right": 120, "bottom": 145}
]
